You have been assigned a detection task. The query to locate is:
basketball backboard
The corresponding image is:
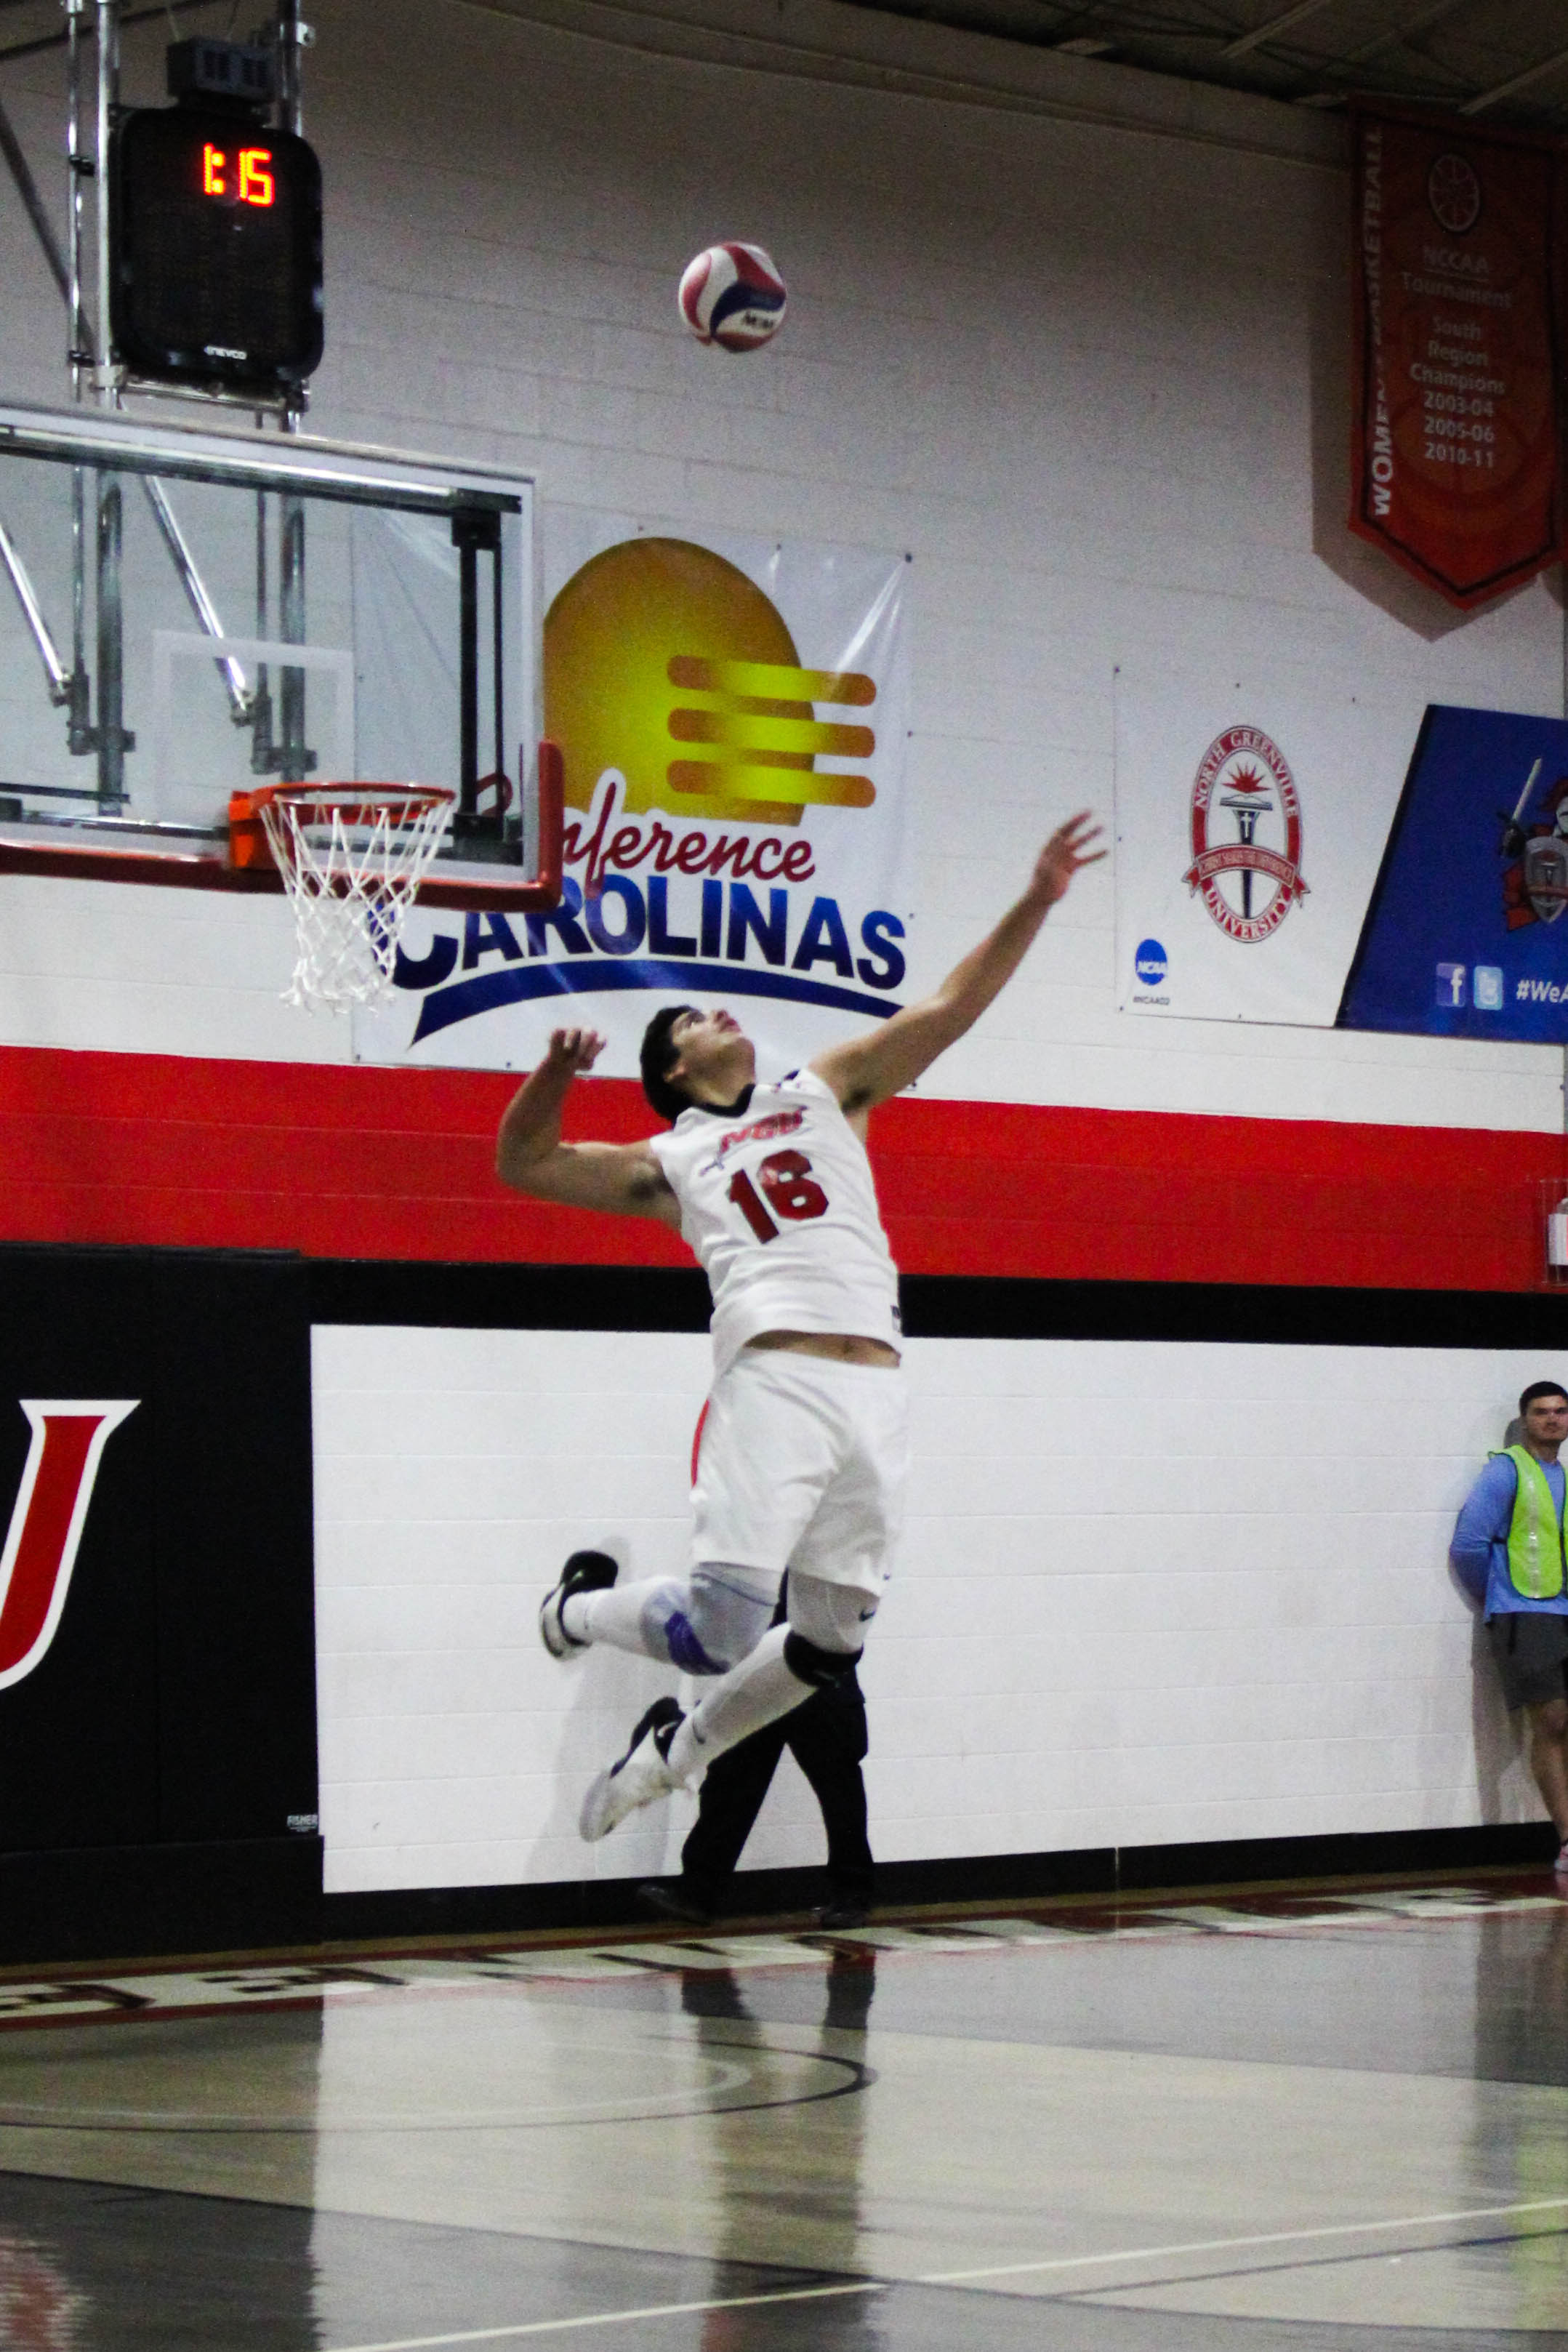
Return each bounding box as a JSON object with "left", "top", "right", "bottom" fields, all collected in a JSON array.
[{"left": 0, "top": 401, "right": 559, "bottom": 909}]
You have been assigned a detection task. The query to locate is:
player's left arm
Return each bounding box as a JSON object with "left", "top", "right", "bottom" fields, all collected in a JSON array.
[{"left": 811, "top": 811, "right": 1103, "bottom": 1120}]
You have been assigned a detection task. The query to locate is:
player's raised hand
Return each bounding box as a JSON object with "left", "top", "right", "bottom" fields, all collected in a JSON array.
[
  {"left": 546, "top": 1026, "right": 606, "bottom": 1076},
  {"left": 1030, "top": 812, "right": 1105, "bottom": 907}
]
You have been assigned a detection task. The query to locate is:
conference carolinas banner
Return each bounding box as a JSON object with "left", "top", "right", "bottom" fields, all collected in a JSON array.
[
  {"left": 1350, "top": 108, "right": 1560, "bottom": 609},
  {"left": 353, "top": 515, "right": 913, "bottom": 1075}
]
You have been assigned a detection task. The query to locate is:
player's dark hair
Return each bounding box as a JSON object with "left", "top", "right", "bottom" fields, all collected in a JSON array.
[
  {"left": 640, "top": 1004, "right": 698, "bottom": 1123},
  {"left": 1519, "top": 1379, "right": 1568, "bottom": 1415}
]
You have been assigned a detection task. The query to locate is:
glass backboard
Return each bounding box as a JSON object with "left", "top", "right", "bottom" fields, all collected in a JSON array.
[{"left": 0, "top": 402, "right": 558, "bottom": 908}]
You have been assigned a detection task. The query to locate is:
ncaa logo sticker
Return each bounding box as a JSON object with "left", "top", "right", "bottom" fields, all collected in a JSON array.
[
  {"left": 1130, "top": 936, "right": 1169, "bottom": 1006},
  {"left": 1184, "top": 726, "right": 1308, "bottom": 944}
]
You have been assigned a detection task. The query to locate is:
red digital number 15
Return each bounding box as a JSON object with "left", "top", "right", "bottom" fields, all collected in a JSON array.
[{"left": 238, "top": 149, "right": 275, "bottom": 206}]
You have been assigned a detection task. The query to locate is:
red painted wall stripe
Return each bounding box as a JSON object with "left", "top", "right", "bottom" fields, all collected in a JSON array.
[{"left": 0, "top": 1043, "right": 1562, "bottom": 1292}]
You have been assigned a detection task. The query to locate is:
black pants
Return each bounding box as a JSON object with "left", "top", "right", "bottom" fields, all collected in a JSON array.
[{"left": 680, "top": 1673, "right": 873, "bottom": 1908}]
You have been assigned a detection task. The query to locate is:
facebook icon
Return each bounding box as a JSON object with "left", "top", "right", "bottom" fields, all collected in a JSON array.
[{"left": 1435, "top": 963, "right": 1467, "bottom": 1008}]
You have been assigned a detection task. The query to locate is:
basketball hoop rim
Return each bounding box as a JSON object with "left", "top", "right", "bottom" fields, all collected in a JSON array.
[{"left": 253, "top": 781, "right": 456, "bottom": 830}]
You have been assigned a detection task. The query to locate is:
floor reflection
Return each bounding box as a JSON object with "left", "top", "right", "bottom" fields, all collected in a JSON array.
[
  {"left": 1469, "top": 1898, "right": 1568, "bottom": 2332},
  {"left": 4, "top": 1890, "right": 1568, "bottom": 2349},
  {"left": 0, "top": 2233, "right": 84, "bottom": 2351},
  {"left": 688, "top": 1953, "right": 882, "bottom": 2352},
  {"left": 0, "top": 2175, "right": 323, "bottom": 2351}
]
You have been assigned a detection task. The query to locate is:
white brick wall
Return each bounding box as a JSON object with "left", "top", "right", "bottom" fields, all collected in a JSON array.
[
  {"left": 313, "top": 1324, "right": 1546, "bottom": 1892},
  {"left": 0, "top": 0, "right": 1562, "bottom": 1128}
]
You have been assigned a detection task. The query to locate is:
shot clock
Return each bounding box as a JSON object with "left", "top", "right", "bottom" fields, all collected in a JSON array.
[{"left": 110, "top": 103, "right": 323, "bottom": 395}]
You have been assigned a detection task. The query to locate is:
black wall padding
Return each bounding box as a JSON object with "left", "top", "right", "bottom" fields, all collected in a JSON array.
[
  {"left": 0, "top": 1245, "right": 318, "bottom": 1959},
  {"left": 307, "top": 1260, "right": 1568, "bottom": 1348}
]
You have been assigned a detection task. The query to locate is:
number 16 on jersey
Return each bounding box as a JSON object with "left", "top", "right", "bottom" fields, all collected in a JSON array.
[{"left": 727, "top": 1150, "right": 829, "bottom": 1243}]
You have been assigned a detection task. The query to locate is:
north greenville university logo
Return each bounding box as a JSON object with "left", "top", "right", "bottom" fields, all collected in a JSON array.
[
  {"left": 0, "top": 1402, "right": 137, "bottom": 1690},
  {"left": 1184, "top": 726, "right": 1308, "bottom": 943}
]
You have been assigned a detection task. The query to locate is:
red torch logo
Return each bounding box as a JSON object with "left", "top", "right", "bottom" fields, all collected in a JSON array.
[{"left": 1183, "top": 725, "right": 1308, "bottom": 944}]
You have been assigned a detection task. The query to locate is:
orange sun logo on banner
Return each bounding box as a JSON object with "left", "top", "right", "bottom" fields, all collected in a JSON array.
[{"left": 544, "top": 537, "right": 877, "bottom": 827}]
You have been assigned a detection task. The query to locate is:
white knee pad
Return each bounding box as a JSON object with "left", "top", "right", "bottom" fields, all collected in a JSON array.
[
  {"left": 787, "top": 1570, "right": 877, "bottom": 1655},
  {"left": 643, "top": 1562, "right": 778, "bottom": 1675}
]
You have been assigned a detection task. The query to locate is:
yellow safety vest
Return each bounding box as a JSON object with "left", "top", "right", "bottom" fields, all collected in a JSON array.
[{"left": 1499, "top": 1444, "right": 1567, "bottom": 1602}]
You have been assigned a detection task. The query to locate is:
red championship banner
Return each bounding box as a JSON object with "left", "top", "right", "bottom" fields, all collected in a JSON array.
[{"left": 1350, "top": 109, "right": 1559, "bottom": 609}]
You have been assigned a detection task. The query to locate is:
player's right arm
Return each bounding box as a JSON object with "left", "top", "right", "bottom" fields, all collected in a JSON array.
[{"left": 496, "top": 1027, "right": 680, "bottom": 1226}]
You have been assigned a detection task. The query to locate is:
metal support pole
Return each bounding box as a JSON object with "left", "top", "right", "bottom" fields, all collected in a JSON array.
[
  {"left": 95, "top": 470, "right": 129, "bottom": 802},
  {"left": 90, "top": 4, "right": 127, "bottom": 799},
  {"left": 0, "top": 95, "right": 71, "bottom": 308},
  {"left": 276, "top": 0, "right": 303, "bottom": 135},
  {"left": 65, "top": 0, "right": 96, "bottom": 750},
  {"left": 278, "top": 490, "right": 311, "bottom": 779},
  {"left": 69, "top": 465, "right": 92, "bottom": 752},
  {"left": 493, "top": 536, "right": 506, "bottom": 789},
  {"left": 458, "top": 534, "right": 478, "bottom": 821},
  {"left": 251, "top": 486, "right": 276, "bottom": 771},
  {"left": 275, "top": 0, "right": 309, "bottom": 428},
  {"left": 140, "top": 477, "right": 252, "bottom": 721},
  {"left": 65, "top": 0, "right": 90, "bottom": 396},
  {"left": 270, "top": 8, "right": 310, "bottom": 744},
  {"left": 0, "top": 517, "right": 73, "bottom": 705},
  {"left": 93, "top": 0, "right": 119, "bottom": 406},
  {"left": 452, "top": 506, "right": 502, "bottom": 834}
]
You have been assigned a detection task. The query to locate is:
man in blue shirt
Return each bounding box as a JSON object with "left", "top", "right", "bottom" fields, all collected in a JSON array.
[{"left": 1451, "top": 1379, "right": 1568, "bottom": 1878}]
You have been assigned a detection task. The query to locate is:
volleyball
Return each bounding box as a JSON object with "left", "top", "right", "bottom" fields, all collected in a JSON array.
[{"left": 677, "top": 242, "right": 787, "bottom": 353}]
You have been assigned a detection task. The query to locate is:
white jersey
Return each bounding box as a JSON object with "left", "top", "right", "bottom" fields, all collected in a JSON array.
[{"left": 649, "top": 1067, "right": 901, "bottom": 1373}]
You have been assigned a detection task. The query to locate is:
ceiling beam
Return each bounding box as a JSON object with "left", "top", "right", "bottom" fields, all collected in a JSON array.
[
  {"left": 1460, "top": 40, "right": 1568, "bottom": 114},
  {"left": 1219, "top": 0, "right": 1340, "bottom": 63},
  {"left": 1337, "top": 0, "right": 1479, "bottom": 69}
]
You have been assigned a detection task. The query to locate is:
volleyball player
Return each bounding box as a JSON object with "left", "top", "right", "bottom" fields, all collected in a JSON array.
[{"left": 496, "top": 812, "right": 1102, "bottom": 1837}]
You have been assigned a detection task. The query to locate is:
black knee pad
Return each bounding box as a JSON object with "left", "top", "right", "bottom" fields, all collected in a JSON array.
[{"left": 784, "top": 1629, "right": 862, "bottom": 1690}]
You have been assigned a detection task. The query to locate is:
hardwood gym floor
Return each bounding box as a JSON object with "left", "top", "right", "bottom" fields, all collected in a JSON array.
[{"left": 0, "top": 1874, "right": 1564, "bottom": 2348}]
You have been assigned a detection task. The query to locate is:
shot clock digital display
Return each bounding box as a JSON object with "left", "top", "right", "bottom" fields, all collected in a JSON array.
[
  {"left": 110, "top": 105, "right": 323, "bottom": 394},
  {"left": 201, "top": 143, "right": 276, "bottom": 206}
]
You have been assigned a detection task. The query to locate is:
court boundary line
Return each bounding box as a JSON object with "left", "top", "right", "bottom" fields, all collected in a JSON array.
[
  {"left": 918, "top": 2192, "right": 1568, "bottom": 2284},
  {"left": 322, "top": 2192, "right": 1568, "bottom": 2351},
  {"left": 325, "top": 2279, "right": 887, "bottom": 2351},
  {"left": 1056, "top": 2215, "right": 1568, "bottom": 2302}
]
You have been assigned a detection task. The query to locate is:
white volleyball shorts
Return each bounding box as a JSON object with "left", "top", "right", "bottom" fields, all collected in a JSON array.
[{"left": 691, "top": 1346, "right": 909, "bottom": 1597}]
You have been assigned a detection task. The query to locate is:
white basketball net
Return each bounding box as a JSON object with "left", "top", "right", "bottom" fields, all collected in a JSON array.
[{"left": 259, "top": 785, "right": 454, "bottom": 1011}]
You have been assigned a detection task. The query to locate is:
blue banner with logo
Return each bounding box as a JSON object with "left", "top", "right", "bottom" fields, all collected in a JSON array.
[{"left": 1338, "top": 704, "right": 1568, "bottom": 1042}]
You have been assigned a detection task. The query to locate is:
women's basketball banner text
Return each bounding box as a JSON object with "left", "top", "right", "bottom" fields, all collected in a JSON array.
[{"left": 1350, "top": 108, "right": 1560, "bottom": 609}]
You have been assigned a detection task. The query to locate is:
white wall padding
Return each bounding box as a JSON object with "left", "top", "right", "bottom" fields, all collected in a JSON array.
[{"left": 313, "top": 1324, "right": 1543, "bottom": 1893}]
